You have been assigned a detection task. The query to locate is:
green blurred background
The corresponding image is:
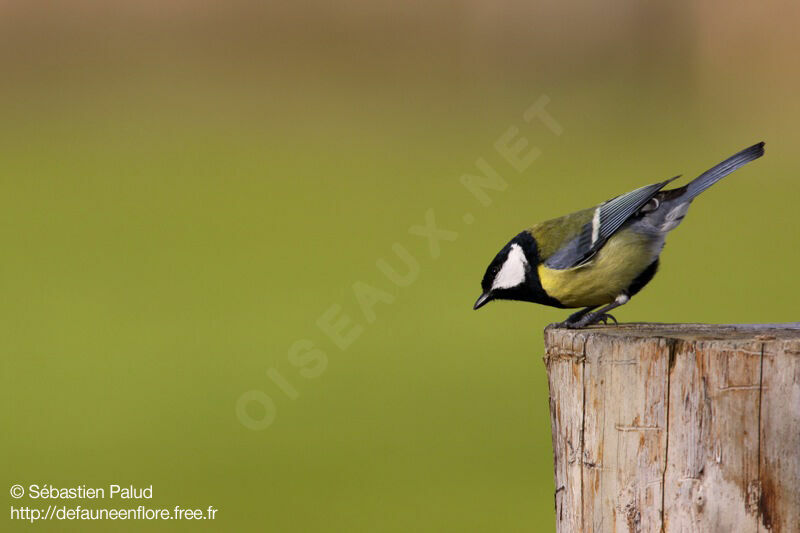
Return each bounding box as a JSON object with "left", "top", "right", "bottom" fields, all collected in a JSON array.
[{"left": 2, "top": 1, "right": 798, "bottom": 531}]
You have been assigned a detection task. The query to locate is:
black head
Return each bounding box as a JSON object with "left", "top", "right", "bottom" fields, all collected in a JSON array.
[{"left": 473, "top": 231, "right": 558, "bottom": 310}]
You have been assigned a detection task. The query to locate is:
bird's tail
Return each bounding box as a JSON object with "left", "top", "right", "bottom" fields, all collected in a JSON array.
[
  {"left": 683, "top": 142, "right": 765, "bottom": 201},
  {"left": 637, "top": 142, "right": 765, "bottom": 234}
]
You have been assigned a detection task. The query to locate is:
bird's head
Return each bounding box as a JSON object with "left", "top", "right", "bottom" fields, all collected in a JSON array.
[{"left": 474, "top": 231, "right": 539, "bottom": 310}]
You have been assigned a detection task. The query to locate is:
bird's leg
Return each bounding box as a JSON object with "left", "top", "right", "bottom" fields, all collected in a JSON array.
[
  {"left": 566, "top": 294, "right": 630, "bottom": 329},
  {"left": 552, "top": 306, "right": 597, "bottom": 328}
]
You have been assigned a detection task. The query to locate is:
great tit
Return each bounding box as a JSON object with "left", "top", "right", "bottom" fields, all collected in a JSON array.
[{"left": 473, "top": 142, "right": 765, "bottom": 328}]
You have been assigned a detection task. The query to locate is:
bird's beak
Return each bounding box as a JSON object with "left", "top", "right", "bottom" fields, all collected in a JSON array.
[{"left": 473, "top": 292, "right": 491, "bottom": 310}]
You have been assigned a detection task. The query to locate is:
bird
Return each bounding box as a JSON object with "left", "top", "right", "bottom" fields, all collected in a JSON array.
[{"left": 473, "top": 142, "right": 765, "bottom": 328}]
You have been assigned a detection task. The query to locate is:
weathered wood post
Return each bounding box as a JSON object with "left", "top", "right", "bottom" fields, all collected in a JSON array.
[{"left": 544, "top": 323, "right": 800, "bottom": 532}]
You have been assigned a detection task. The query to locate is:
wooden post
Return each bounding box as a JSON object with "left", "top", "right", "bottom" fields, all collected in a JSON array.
[{"left": 544, "top": 323, "right": 800, "bottom": 532}]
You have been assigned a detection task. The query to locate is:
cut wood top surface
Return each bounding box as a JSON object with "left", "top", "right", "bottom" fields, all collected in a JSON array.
[{"left": 546, "top": 322, "right": 800, "bottom": 342}]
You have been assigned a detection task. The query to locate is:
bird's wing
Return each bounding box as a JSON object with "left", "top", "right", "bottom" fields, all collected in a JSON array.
[{"left": 543, "top": 176, "right": 679, "bottom": 269}]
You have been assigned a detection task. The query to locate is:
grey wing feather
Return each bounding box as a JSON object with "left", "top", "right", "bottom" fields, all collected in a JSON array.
[
  {"left": 596, "top": 176, "right": 679, "bottom": 242},
  {"left": 545, "top": 176, "right": 679, "bottom": 270}
]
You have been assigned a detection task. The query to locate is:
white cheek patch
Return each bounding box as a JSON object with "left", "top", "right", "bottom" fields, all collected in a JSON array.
[{"left": 492, "top": 243, "right": 528, "bottom": 290}]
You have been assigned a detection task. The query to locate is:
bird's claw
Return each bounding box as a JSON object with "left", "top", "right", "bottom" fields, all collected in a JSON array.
[
  {"left": 554, "top": 312, "right": 618, "bottom": 329},
  {"left": 596, "top": 313, "right": 618, "bottom": 325}
]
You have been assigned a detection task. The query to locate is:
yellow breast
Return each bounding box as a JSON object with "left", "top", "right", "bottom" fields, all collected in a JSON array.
[{"left": 537, "top": 228, "right": 656, "bottom": 308}]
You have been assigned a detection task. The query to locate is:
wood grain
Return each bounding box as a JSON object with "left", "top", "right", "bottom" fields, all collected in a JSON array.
[{"left": 544, "top": 323, "right": 800, "bottom": 533}]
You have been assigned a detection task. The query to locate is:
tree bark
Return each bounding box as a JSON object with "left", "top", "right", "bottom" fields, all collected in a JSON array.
[{"left": 544, "top": 323, "right": 800, "bottom": 532}]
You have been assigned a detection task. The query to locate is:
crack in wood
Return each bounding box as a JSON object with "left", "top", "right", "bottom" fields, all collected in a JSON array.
[
  {"left": 579, "top": 338, "right": 587, "bottom": 533},
  {"left": 717, "top": 384, "right": 763, "bottom": 392},
  {"left": 755, "top": 342, "right": 768, "bottom": 530},
  {"left": 660, "top": 339, "right": 674, "bottom": 532},
  {"left": 614, "top": 424, "right": 663, "bottom": 432},
  {"left": 605, "top": 359, "right": 639, "bottom": 366}
]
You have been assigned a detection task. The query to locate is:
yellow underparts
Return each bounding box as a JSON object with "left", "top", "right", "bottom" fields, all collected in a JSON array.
[{"left": 538, "top": 228, "right": 656, "bottom": 308}]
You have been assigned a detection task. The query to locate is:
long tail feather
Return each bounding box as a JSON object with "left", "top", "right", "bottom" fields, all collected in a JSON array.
[{"left": 684, "top": 142, "right": 765, "bottom": 200}]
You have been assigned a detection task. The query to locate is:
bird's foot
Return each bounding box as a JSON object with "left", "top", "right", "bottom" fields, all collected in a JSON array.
[
  {"left": 596, "top": 313, "right": 618, "bottom": 325},
  {"left": 556, "top": 312, "right": 618, "bottom": 329}
]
